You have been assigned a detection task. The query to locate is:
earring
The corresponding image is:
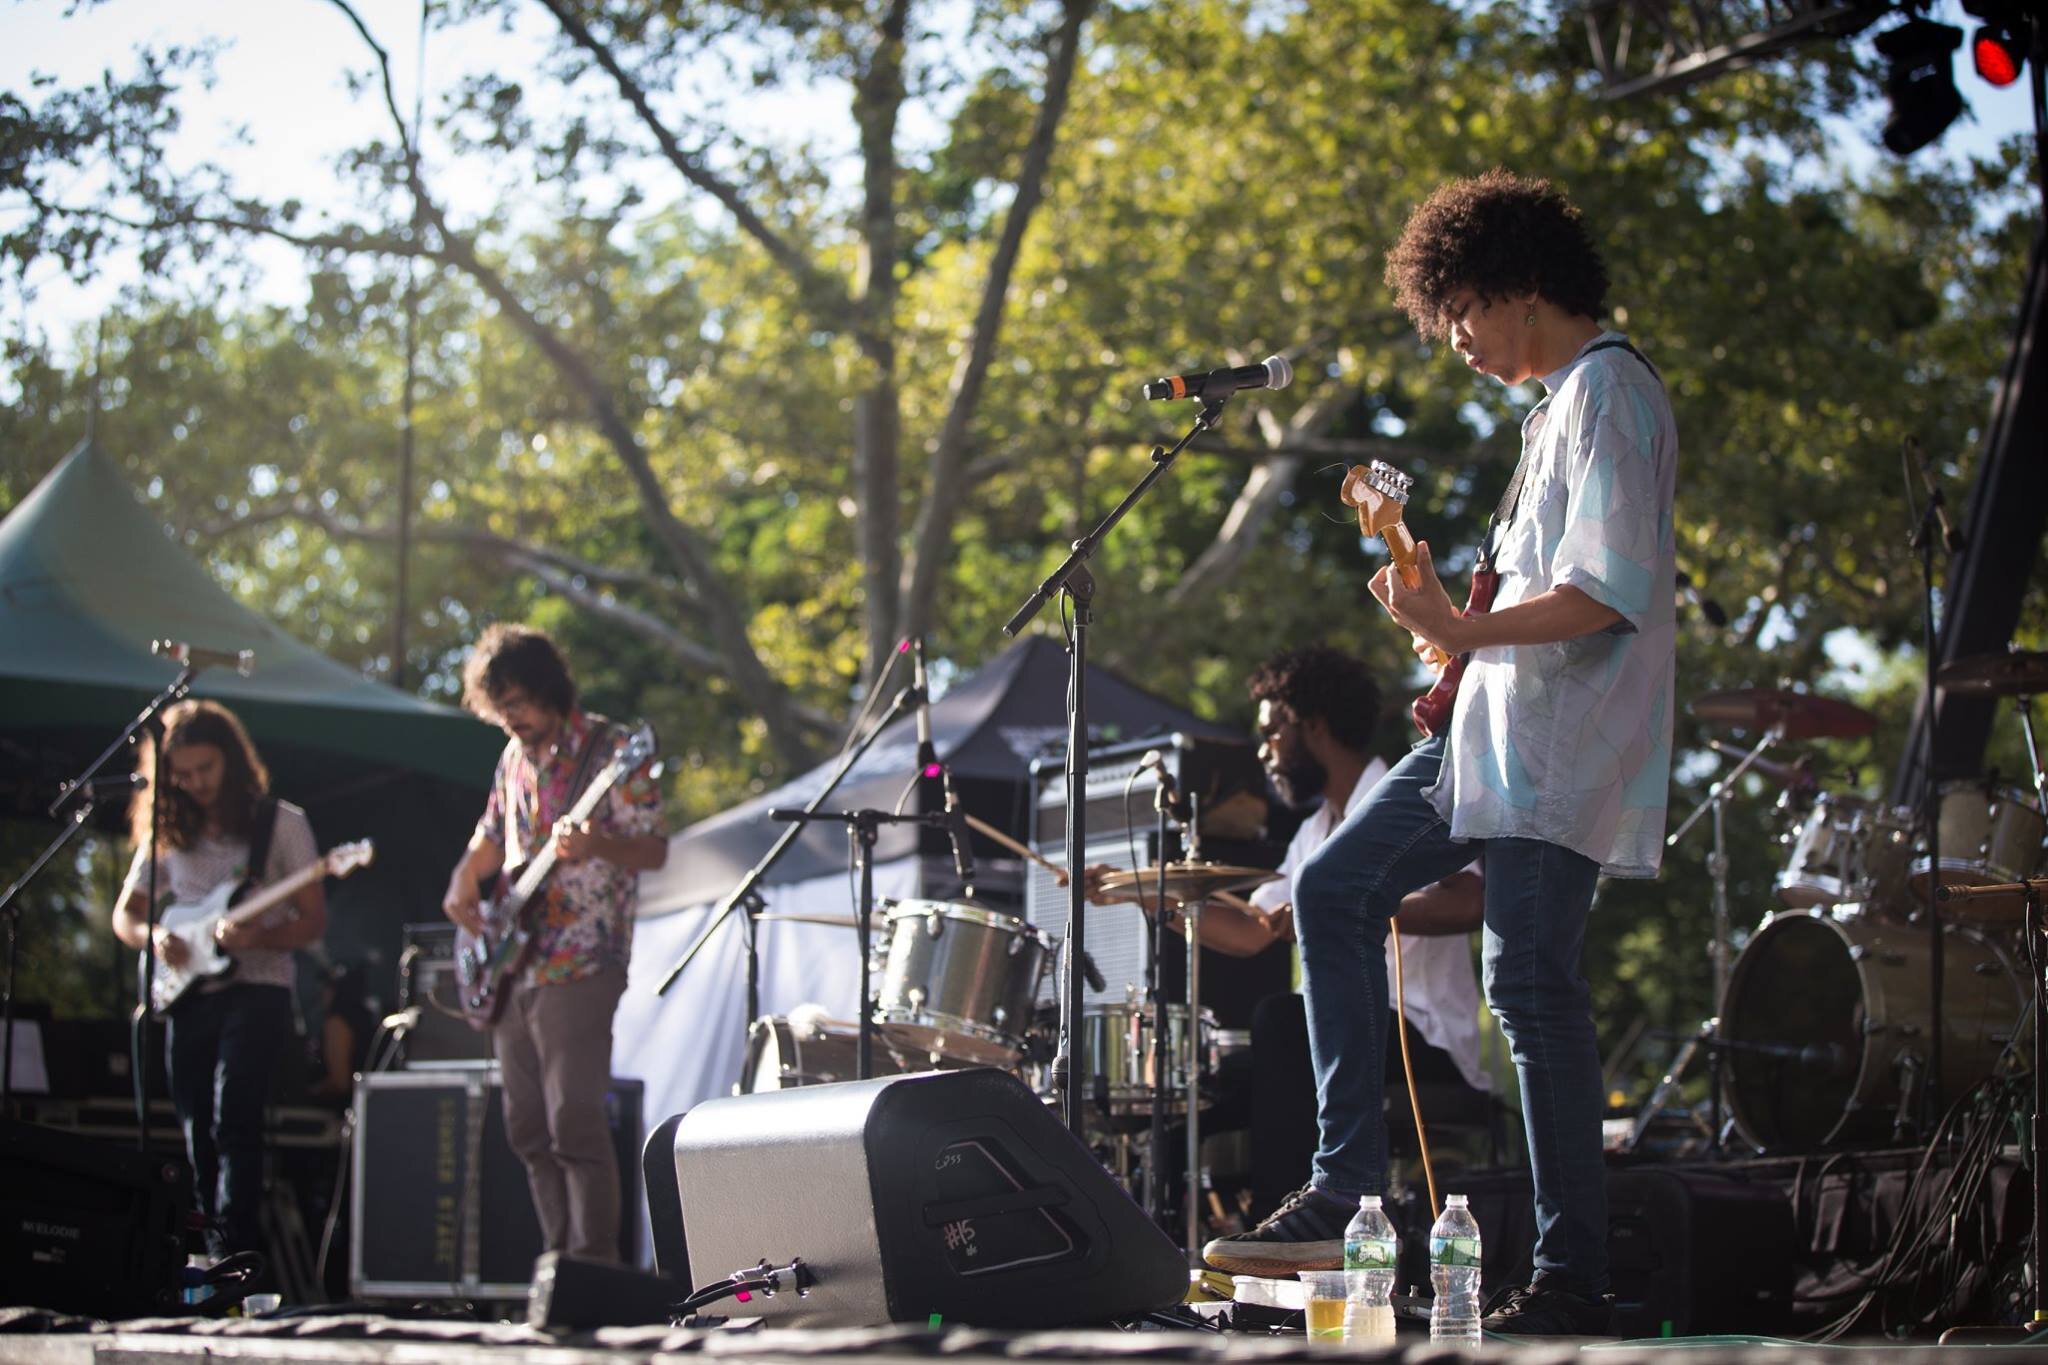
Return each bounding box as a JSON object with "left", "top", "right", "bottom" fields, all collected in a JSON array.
[{"left": 1525, "top": 310, "right": 1537, "bottom": 326}]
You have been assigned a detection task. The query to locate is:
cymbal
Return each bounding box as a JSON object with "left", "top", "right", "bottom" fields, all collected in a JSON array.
[
  {"left": 1937, "top": 651, "right": 2048, "bottom": 698},
  {"left": 1690, "top": 688, "right": 1878, "bottom": 741},
  {"left": 1094, "top": 861, "right": 1279, "bottom": 903},
  {"left": 754, "top": 911, "right": 867, "bottom": 930}
]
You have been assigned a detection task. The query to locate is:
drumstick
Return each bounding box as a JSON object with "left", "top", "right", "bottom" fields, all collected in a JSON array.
[
  {"left": 964, "top": 810, "right": 1269, "bottom": 917},
  {"left": 963, "top": 812, "right": 1070, "bottom": 884}
]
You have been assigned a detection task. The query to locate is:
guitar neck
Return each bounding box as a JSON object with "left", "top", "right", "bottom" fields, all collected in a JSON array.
[
  {"left": 1379, "top": 520, "right": 1423, "bottom": 585},
  {"left": 218, "top": 856, "right": 329, "bottom": 928},
  {"left": 504, "top": 744, "right": 637, "bottom": 906}
]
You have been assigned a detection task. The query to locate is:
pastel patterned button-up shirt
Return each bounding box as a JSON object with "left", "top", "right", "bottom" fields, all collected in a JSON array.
[
  {"left": 478, "top": 709, "right": 665, "bottom": 985},
  {"left": 1426, "top": 332, "right": 1678, "bottom": 878}
]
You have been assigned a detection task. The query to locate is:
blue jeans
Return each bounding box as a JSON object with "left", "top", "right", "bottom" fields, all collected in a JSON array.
[
  {"left": 165, "top": 983, "right": 293, "bottom": 1258},
  {"left": 1294, "top": 734, "right": 1608, "bottom": 1293}
]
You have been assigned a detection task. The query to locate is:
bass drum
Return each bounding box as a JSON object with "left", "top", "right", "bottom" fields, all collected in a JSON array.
[{"left": 1722, "top": 911, "right": 2023, "bottom": 1151}]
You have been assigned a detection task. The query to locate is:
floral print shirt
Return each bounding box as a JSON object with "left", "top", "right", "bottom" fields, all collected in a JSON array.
[{"left": 477, "top": 709, "right": 665, "bottom": 985}]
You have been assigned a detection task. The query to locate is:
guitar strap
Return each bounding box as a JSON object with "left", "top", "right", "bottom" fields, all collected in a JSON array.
[
  {"left": 558, "top": 715, "right": 619, "bottom": 829},
  {"left": 1476, "top": 336, "right": 1661, "bottom": 572},
  {"left": 244, "top": 796, "right": 282, "bottom": 887}
]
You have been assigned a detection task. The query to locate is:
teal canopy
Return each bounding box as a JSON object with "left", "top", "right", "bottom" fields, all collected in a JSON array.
[{"left": 0, "top": 442, "right": 500, "bottom": 787}]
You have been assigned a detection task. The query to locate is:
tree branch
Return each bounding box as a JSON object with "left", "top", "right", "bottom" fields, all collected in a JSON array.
[
  {"left": 897, "top": 0, "right": 1098, "bottom": 645},
  {"left": 533, "top": 0, "right": 859, "bottom": 334}
]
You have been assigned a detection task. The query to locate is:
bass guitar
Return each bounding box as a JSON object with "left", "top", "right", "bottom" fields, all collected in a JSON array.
[
  {"left": 454, "top": 722, "right": 657, "bottom": 1028},
  {"left": 1341, "top": 459, "right": 1498, "bottom": 738},
  {"left": 149, "top": 839, "right": 375, "bottom": 1015}
]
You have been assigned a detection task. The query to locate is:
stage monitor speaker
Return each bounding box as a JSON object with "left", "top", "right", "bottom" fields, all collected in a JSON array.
[
  {"left": 0, "top": 1117, "right": 189, "bottom": 1318},
  {"left": 351, "top": 1067, "right": 641, "bottom": 1299},
  {"left": 667, "top": 1066, "right": 1189, "bottom": 1328}
]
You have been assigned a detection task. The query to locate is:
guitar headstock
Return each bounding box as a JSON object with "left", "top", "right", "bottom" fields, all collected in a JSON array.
[
  {"left": 612, "top": 723, "right": 658, "bottom": 776},
  {"left": 1340, "top": 460, "right": 1414, "bottom": 539},
  {"left": 326, "top": 839, "right": 375, "bottom": 878}
]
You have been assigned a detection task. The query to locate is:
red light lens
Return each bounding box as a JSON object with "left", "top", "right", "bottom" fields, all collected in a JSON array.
[{"left": 1974, "top": 30, "right": 2023, "bottom": 87}]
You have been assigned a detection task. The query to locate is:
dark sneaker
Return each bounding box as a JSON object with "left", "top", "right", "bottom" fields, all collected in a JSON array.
[
  {"left": 1200, "top": 1185, "right": 1351, "bottom": 1275},
  {"left": 1481, "top": 1283, "right": 1617, "bottom": 1337}
]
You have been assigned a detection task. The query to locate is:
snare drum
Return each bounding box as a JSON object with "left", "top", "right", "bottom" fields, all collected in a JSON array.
[
  {"left": 1074, "top": 1001, "right": 1216, "bottom": 1124},
  {"left": 874, "top": 899, "right": 1048, "bottom": 1065},
  {"left": 1907, "top": 782, "right": 2046, "bottom": 922}
]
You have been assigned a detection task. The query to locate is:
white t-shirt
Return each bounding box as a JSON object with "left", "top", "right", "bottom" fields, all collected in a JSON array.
[
  {"left": 121, "top": 800, "right": 319, "bottom": 993},
  {"left": 1251, "top": 757, "right": 1491, "bottom": 1093}
]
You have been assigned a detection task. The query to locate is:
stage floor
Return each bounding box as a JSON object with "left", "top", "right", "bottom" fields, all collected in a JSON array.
[{"left": 5, "top": 1310, "right": 2048, "bottom": 1364}]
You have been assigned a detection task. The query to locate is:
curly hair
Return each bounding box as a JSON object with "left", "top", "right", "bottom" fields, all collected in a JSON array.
[
  {"left": 1247, "top": 646, "right": 1381, "bottom": 752},
  {"left": 129, "top": 699, "right": 271, "bottom": 852},
  {"left": 460, "top": 623, "right": 578, "bottom": 723},
  {"left": 1384, "top": 169, "right": 1609, "bottom": 339}
]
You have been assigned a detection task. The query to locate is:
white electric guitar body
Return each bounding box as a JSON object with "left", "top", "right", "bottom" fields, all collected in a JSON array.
[{"left": 149, "top": 839, "right": 374, "bottom": 1015}]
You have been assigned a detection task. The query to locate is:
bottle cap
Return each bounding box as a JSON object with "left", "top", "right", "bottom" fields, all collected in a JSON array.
[
  {"left": 1445, "top": 1193, "right": 1468, "bottom": 1207},
  {"left": 1359, "top": 1194, "right": 1382, "bottom": 1209}
]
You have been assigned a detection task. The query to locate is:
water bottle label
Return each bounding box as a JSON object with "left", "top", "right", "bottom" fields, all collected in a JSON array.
[
  {"left": 1430, "top": 1234, "right": 1481, "bottom": 1267},
  {"left": 1344, "top": 1236, "right": 1396, "bottom": 1268}
]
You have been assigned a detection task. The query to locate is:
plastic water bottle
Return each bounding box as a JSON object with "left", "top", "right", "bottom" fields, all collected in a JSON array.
[
  {"left": 1342, "top": 1194, "right": 1398, "bottom": 1344},
  {"left": 1429, "top": 1194, "right": 1483, "bottom": 1346}
]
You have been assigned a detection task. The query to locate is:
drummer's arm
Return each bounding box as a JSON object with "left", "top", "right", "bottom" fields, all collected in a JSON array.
[{"left": 1393, "top": 870, "right": 1483, "bottom": 936}]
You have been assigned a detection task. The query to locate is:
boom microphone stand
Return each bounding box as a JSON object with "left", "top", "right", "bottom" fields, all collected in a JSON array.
[
  {"left": 1004, "top": 395, "right": 1232, "bottom": 1138},
  {"left": 654, "top": 683, "right": 923, "bottom": 1031}
]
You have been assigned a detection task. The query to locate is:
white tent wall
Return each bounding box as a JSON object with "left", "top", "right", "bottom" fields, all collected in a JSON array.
[{"left": 612, "top": 857, "right": 922, "bottom": 1165}]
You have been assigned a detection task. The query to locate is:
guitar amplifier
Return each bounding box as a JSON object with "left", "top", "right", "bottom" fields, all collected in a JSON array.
[
  {"left": 397, "top": 923, "right": 492, "bottom": 1067},
  {"left": 1026, "top": 734, "right": 1294, "bottom": 1026},
  {"left": 350, "top": 1067, "right": 641, "bottom": 1298}
]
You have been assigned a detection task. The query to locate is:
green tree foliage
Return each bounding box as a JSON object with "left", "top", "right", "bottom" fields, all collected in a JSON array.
[{"left": 1, "top": 0, "right": 2038, "bottom": 1084}]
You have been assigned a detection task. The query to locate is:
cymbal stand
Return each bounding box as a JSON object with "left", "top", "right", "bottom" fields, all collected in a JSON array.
[
  {"left": 2016, "top": 693, "right": 2048, "bottom": 818},
  {"left": 767, "top": 806, "right": 952, "bottom": 1080},
  {"left": 1664, "top": 722, "right": 1785, "bottom": 1148},
  {"left": 1003, "top": 395, "right": 1232, "bottom": 1137}
]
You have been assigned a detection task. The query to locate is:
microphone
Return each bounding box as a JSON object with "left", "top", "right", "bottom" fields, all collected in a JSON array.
[
  {"left": 1138, "top": 748, "right": 1186, "bottom": 818},
  {"left": 911, "top": 639, "right": 975, "bottom": 891},
  {"left": 1903, "top": 435, "right": 1964, "bottom": 553},
  {"left": 152, "top": 639, "right": 256, "bottom": 676},
  {"left": 1142, "top": 354, "right": 1293, "bottom": 402},
  {"left": 1674, "top": 570, "right": 1729, "bottom": 628}
]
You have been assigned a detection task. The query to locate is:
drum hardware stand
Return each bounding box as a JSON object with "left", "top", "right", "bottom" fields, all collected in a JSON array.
[
  {"left": 767, "top": 806, "right": 954, "bottom": 1080},
  {"left": 1903, "top": 434, "right": 1960, "bottom": 1129},
  {"left": 1666, "top": 721, "right": 1787, "bottom": 1151},
  {"left": 654, "top": 680, "right": 922, "bottom": 1029},
  {"left": 1003, "top": 394, "right": 1232, "bottom": 1137}
]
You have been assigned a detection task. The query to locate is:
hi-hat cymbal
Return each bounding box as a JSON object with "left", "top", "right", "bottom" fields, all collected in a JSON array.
[
  {"left": 1690, "top": 688, "right": 1878, "bottom": 741},
  {"left": 1937, "top": 651, "right": 2048, "bottom": 698},
  {"left": 1094, "top": 861, "right": 1279, "bottom": 903}
]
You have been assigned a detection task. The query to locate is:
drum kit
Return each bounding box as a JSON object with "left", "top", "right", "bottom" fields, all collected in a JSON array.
[
  {"left": 1651, "top": 651, "right": 2048, "bottom": 1154},
  {"left": 737, "top": 859, "right": 1278, "bottom": 1248}
]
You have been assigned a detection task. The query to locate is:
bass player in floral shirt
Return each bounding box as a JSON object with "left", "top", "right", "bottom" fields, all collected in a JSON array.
[{"left": 443, "top": 624, "right": 666, "bottom": 1263}]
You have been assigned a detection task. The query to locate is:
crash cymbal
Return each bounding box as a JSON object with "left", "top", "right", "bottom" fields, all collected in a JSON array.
[
  {"left": 1937, "top": 651, "right": 2048, "bottom": 698},
  {"left": 1094, "top": 861, "right": 1280, "bottom": 903},
  {"left": 754, "top": 911, "right": 868, "bottom": 930},
  {"left": 1690, "top": 688, "right": 1878, "bottom": 741}
]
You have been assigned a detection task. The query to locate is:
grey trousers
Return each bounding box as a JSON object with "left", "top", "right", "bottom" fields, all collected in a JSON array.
[{"left": 492, "top": 967, "right": 627, "bottom": 1262}]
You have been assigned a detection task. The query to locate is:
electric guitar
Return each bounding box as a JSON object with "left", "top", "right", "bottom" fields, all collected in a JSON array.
[
  {"left": 149, "top": 839, "right": 375, "bottom": 1015},
  {"left": 1341, "top": 459, "right": 1498, "bottom": 737},
  {"left": 454, "top": 722, "right": 658, "bottom": 1028}
]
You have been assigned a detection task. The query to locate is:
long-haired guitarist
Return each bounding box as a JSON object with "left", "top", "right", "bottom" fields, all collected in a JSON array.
[
  {"left": 442, "top": 624, "right": 666, "bottom": 1264},
  {"left": 110, "top": 698, "right": 327, "bottom": 1265},
  {"left": 1201, "top": 171, "right": 1677, "bottom": 1338}
]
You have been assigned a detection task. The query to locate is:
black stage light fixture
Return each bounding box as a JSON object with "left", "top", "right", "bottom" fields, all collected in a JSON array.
[
  {"left": 1963, "top": 1, "right": 2031, "bottom": 87},
  {"left": 1876, "top": 17, "right": 1967, "bottom": 155}
]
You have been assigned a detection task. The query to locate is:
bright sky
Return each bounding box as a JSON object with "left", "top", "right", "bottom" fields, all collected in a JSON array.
[{"left": 2, "top": 0, "right": 2038, "bottom": 360}]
